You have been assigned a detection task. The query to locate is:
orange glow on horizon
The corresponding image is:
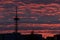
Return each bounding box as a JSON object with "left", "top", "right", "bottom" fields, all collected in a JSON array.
[{"left": 0, "top": 30, "right": 58, "bottom": 38}]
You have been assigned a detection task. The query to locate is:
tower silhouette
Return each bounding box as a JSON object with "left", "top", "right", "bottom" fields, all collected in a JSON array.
[{"left": 14, "top": 6, "right": 19, "bottom": 33}]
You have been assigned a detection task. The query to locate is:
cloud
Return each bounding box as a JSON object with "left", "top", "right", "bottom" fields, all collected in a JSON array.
[
  {"left": 0, "top": 3, "right": 60, "bottom": 23},
  {"left": 0, "top": 1, "right": 60, "bottom": 36},
  {"left": 14, "top": 0, "right": 55, "bottom": 4}
]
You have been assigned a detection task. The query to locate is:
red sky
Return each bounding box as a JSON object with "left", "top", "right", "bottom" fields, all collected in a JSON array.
[{"left": 0, "top": 0, "right": 60, "bottom": 38}]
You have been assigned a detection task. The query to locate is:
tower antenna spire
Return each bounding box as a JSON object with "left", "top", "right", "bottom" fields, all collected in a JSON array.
[{"left": 14, "top": 6, "right": 19, "bottom": 33}]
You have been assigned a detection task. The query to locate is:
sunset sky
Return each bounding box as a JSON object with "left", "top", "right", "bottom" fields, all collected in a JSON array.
[{"left": 0, "top": 0, "right": 60, "bottom": 38}]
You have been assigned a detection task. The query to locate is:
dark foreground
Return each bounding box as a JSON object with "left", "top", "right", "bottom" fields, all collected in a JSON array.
[{"left": 0, "top": 32, "right": 60, "bottom": 40}]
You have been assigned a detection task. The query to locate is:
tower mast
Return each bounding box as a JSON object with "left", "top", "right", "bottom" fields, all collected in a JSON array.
[{"left": 14, "top": 6, "right": 19, "bottom": 33}]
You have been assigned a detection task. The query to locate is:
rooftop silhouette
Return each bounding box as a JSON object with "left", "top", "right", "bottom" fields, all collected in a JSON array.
[{"left": 0, "top": 32, "right": 60, "bottom": 40}]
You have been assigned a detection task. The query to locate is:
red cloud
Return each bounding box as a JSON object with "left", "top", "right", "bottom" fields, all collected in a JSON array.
[
  {"left": 0, "top": 1, "right": 60, "bottom": 38},
  {"left": 0, "top": 16, "right": 4, "bottom": 19}
]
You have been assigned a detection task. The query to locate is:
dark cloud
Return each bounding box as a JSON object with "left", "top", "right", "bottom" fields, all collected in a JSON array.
[
  {"left": 3, "top": 3, "right": 15, "bottom": 8},
  {"left": 0, "top": 26, "right": 60, "bottom": 30},
  {"left": 14, "top": 0, "right": 55, "bottom": 4},
  {"left": 29, "top": 0, "right": 55, "bottom": 4},
  {"left": 0, "top": 0, "right": 60, "bottom": 34}
]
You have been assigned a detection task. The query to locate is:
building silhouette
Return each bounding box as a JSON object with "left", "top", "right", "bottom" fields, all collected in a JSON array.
[
  {"left": 54, "top": 34, "right": 60, "bottom": 40},
  {"left": 46, "top": 37, "right": 54, "bottom": 40},
  {"left": 24, "top": 31, "right": 42, "bottom": 40}
]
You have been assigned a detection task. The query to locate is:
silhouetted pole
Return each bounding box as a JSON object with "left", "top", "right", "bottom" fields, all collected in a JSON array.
[{"left": 14, "top": 6, "right": 19, "bottom": 33}]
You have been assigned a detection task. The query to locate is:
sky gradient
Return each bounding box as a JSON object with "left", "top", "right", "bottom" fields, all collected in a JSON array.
[{"left": 0, "top": 0, "right": 60, "bottom": 38}]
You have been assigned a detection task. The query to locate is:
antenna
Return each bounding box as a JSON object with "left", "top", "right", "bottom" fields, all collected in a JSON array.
[{"left": 14, "top": 6, "right": 19, "bottom": 33}]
